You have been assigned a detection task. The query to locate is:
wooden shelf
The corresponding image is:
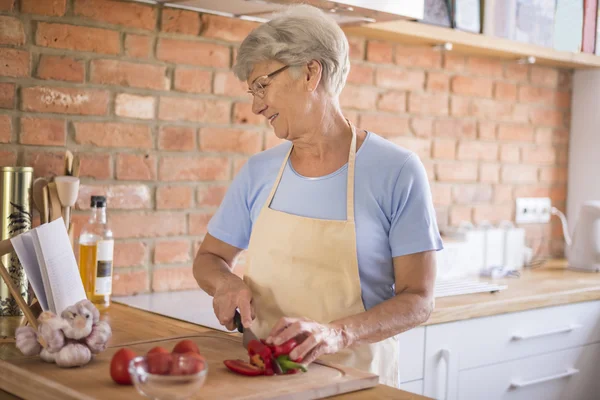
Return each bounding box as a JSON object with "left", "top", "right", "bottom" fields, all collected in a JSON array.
[{"left": 343, "top": 19, "right": 600, "bottom": 70}]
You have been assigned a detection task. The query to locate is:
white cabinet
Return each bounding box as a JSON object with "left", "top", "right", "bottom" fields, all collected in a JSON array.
[
  {"left": 400, "top": 379, "right": 424, "bottom": 396},
  {"left": 398, "top": 326, "right": 425, "bottom": 383}
]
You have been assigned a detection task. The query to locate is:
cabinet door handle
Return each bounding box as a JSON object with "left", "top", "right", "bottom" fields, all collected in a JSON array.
[
  {"left": 510, "top": 368, "right": 579, "bottom": 389},
  {"left": 441, "top": 349, "right": 451, "bottom": 400},
  {"left": 511, "top": 324, "right": 581, "bottom": 341}
]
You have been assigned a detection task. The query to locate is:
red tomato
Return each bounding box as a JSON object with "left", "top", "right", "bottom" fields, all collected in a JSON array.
[
  {"left": 172, "top": 339, "right": 200, "bottom": 355},
  {"left": 147, "top": 346, "right": 169, "bottom": 356},
  {"left": 146, "top": 352, "right": 172, "bottom": 375},
  {"left": 170, "top": 353, "right": 206, "bottom": 375},
  {"left": 110, "top": 348, "right": 136, "bottom": 385}
]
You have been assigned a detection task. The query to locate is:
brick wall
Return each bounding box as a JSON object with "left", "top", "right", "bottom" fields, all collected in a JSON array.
[{"left": 0, "top": 0, "right": 570, "bottom": 295}]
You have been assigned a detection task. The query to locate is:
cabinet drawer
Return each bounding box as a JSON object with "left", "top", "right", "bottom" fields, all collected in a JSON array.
[
  {"left": 426, "top": 300, "right": 600, "bottom": 370},
  {"left": 458, "top": 342, "right": 600, "bottom": 400},
  {"left": 400, "top": 379, "right": 423, "bottom": 396},
  {"left": 398, "top": 326, "right": 425, "bottom": 382}
]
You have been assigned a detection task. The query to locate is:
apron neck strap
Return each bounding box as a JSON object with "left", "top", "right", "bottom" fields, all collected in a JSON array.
[{"left": 266, "top": 119, "right": 357, "bottom": 223}]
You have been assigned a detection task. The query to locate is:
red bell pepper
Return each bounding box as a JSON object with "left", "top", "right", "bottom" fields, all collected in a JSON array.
[
  {"left": 223, "top": 359, "right": 264, "bottom": 376},
  {"left": 247, "top": 339, "right": 274, "bottom": 376},
  {"left": 270, "top": 338, "right": 299, "bottom": 358}
]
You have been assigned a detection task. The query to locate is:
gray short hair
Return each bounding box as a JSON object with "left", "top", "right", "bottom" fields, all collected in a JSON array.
[{"left": 233, "top": 4, "right": 350, "bottom": 97}]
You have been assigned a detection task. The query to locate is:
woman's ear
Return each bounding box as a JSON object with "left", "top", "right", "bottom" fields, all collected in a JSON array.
[{"left": 305, "top": 60, "right": 322, "bottom": 92}]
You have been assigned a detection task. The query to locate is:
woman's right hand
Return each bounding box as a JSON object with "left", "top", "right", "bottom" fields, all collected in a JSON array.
[{"left": 213, "top": 274, "right": 254, "bottom": 331}]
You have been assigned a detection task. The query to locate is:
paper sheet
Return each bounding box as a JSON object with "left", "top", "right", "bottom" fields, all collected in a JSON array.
[{"left": 10, "top": 233, "right": 49, "bottom": 311}]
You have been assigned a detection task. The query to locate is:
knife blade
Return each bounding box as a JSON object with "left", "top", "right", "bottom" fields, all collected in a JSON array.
[{"left": 234, "top": 310, "right": 283, "bottom": 375}]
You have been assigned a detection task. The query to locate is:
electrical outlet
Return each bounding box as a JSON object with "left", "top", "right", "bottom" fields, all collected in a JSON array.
[{"left": 515, "top": 197, "right": 552, "bottom": 224}]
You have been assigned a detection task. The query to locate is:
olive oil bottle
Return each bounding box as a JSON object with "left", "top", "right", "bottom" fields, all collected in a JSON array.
[{"left": 78, "top": 195, "right": 114, "bottom": 308}]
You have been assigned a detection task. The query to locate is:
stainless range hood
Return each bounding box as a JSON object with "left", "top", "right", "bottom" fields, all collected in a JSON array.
[{"left": 134, "top": 0, "right": 424, "bottom": 25}]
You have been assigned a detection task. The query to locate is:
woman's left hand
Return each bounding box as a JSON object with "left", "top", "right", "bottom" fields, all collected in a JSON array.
[{"left": 265, "top": 317, "right": 348, "bottom": 364}]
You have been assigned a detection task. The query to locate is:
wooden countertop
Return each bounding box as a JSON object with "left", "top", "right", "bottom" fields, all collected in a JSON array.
[{"left": 427, "top": 259, "right": 600, "bottom": 325}]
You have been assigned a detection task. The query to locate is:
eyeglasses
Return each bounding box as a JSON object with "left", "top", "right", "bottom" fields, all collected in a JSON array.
[{"left": 247, "top": 65, "right": 291, "bottom": 99}]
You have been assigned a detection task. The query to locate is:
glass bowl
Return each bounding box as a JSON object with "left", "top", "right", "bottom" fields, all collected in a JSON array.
[{"left": 128, "top": 353, "right": 208, "bottom": 400}]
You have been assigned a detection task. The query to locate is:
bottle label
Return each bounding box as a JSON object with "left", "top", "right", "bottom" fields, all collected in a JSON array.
[{"left": 94, "top": 240, "right": 114, "bottom": 296}]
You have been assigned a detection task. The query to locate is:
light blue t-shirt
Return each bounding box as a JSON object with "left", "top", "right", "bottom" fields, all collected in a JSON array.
[{"left": 207, "top": 131, "right": 443, "bottom": 310}]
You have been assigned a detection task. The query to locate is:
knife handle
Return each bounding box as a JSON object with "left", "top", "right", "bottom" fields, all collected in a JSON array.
[{"left": 234, "top": 310, "right": 244, "bottom": 333}]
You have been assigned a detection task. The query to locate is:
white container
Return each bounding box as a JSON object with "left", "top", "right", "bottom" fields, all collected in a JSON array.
[
  {"left": 480, "top": 221, "right": 505, "bottom": 268},
  {"left": 500, "top": 221, "right": 526, "bottom": 270}
]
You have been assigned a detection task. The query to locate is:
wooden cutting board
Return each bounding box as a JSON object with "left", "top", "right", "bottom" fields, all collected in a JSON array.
[{"left": 2, "top": 332, "right": 379, "bottom": 400}]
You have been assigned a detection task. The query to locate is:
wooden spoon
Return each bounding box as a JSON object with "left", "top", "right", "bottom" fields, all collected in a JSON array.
[
  {"left": 54, "top": 176, "right": 80, "bottom": 229},
  {"left": 71, "top": 154, "right": 80, "bottom": 178},
  {"left": 32, "top": 178, "right": 49, "bottom": 224},
  {"left": 46, "top": 182, "right": 62, "bottom": 224},
  {"left": 64, "top": 150, "right": 74, "bottom": 176},
  {"left": 42, "top": 185, "right": 49, "bottom": 225}
]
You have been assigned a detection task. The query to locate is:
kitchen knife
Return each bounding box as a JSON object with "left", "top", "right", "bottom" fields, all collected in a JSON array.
[{"left": 234, "top": 310, "right": 283, "bottom": 374}]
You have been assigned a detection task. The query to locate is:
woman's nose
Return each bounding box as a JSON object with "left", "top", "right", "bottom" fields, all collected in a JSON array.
[{"left": 252, "top": 96, "right": 266, "bottom": 115}]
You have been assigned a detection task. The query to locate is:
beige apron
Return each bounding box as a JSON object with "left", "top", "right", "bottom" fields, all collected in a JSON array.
[{"left": 243, "top": 121, "right": 400, "bottom": 387}]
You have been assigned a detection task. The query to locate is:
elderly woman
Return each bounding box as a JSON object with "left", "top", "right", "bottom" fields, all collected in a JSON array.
[{"left": 193, "top": 4, "right": 442, "bottom": 387}]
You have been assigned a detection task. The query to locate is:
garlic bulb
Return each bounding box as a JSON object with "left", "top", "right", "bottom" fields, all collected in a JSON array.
[
  {"left": 84, "top": 320, "right": 112, "bottom": 354},
  {"left": 15, "top": 326, "right": 41, "bottom": 356},
  {"left": 40, "top": 348, "right": 57, "bottom": 363},
  {"left": 55, "top": 343, "right": 91, "bottom": 368},
  {"left": 38, "top": 318, "right": 66, "bottom": 353},
  {"left": 61, "top": 302, "right": 94, "bottom": 339}
]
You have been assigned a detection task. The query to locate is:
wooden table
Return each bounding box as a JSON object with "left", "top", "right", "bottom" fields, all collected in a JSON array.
[{"left": 0, "top": 303, "right": 428, "bottom": 400}]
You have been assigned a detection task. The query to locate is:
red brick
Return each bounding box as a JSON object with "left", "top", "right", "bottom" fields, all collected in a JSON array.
[
  {"left": 74, "top": 0, "right": 156, "bottom": 30},
  {"left": 76, "top": 184, "right": 151, "bottom": 210},
  {"left": 518, "top": 86, "right": 557, "bottom": 106},
  {"left": 158, "top": 96, "right": 230, "bottom": 124},
  {"left": 112, "top": 270, "right": 149, "bottom": 296},
  {"left": 74, "top": 122, "right": 152, "bottom": 148},
  {"left": 430, "top": 184, "right": 452, "bottom": 206},
  {"left": 375, "top": 68, "right": 425, "bottom": 90},
  {"left": 366, "top": 41, "right": 393, "bottom": 63},
  {"left": 189, "top": 212, "right": 213, "bottom": 236},
  {"left": 0, "top": 16, "right": 25, "bottom": 45},
  {"left": 347, "top": 64, "right": 374, "bottom": 85},
  {"left": 426, "top": 72, "right": 450, "bottom": 92},
  {"left": 551, "top": 185, "right": 567, "bottom": 203},
  {"left": 162, "top": 8, "right": 200, "bottom": 35},
  {"left": 110, "top": 212, "right": 186, "bottom": 239},
  {"left": 530, "top": 66, "right": 559, "bottom": 87},
  {"left": 478, "top": 122, "right": 496, "bottom": 139},
  {"left": 540, "top": 166, "right": 568, "bottom": 184},
  {"left": 91, "top": 59, "right": 169, "bottom": 90},
  {"left": 213, "top": 71, "right": 246, "bottom": 96},
  {"left": 158, "top": 126, "right": 196, "bottom": 151},
  {"left": 197, "top": 184, "right": 228, "bottom": 207},
  {"left": 558, "top": 71, "right": 573, "bottom": 90},
  {"left": 0, "top": 0, "right": 14, "bottom": 12},
  {"left": 450, "top": 206, "right": 472, "bottom": 225},
  {"left": 443, "top": 53, "right": 466, "bottom": 72},
  {"left": 473, "top": 204, "right": 513, "bottom": 224},
  {"left": 451, "top": 76, "right": 493, "bottom": 97},
  {"left": 493, "top": 184, "right": 513, "bottom": 204},
  {"left": 555, "top": 91, "right": 571, "bottom": 109},
  {"left": 233, "top": 158, "right": 248, "bottom": 176},
  {"left": 113, "top": 242, "right": 147, "bottom": 268},
  {"left": 529, "top": 108, "right": 565, "bottom": 128},
  {"left": 347, "top": 36, "right": 365, "bottom": 61},
  {"left": 175, "top": 68, "right": 212, "bottom": 94},
  {"left": 0, "top": 115, "right": 10, "bottom": 143},
  {"left": 116, "top": 154, "right": 156, "bottom": 181},
  {"left": 500, "top": 144, "right": 520, "bottom": 163},
  {"left": 479, "top": 164, "right": 500, "bottom": 183},
  {"left": 200, "top": 127, "right": 262, "bottom": 154},
  {"left": 557, "top": 148, "right": 569, "bottom": 165},
  {"left": 37, "top": 55, "right": 85, "bottom": 83},
  {"left": 466, "top": 56, "right": 503, "bottom": 77},
  {"left": 115, "top": 93, "right": 155, "bottom": 120},
  {"left": 21, "top": 87, "right": 109, "bottom": 115},
  {"left": 0, "top": 150, "right": 16, "bottom": 166},
  {"left": 0, "top": 83, "right": 14, "bottom": 109},
  {"left": 159, "top": 156, "right": 230, "bottom": 181},
  {"left": 471, "top": 99, "right": 513, "bottom": 120},
  {"left": 359, "top": 114, "right": 410, "bottom": 137},
  {"left": 452, "top": 184, "right": 493, "bottom": 204},
  {"left": 20, "top": 117, "right": 65, "bottom": 146},
  {"left": 152, "top": 267, "right": 196, "bottom": 292},
  {"left": 22, "top": 0, "right": 65, "bottom": 15},
  {"left": 200, "top": 14, "right": 257, "bottom": 42},
  {"left": 389, "top": 137, "right": 431, "bottom": 159},
  {"left": 456, "top": 141, "right": 498, "bottom": 162},
  {"left": 77, "top": 152, "right": 111, "bottom": 180},
  {"left": 125, "top": 34, "right": 152, "bottom": 59},
  {"left": 154, "top": 240, "right": 190, "bottom": 264},
  {"left": 410, "top": 118, "right": 433, "bottom": 138},
  {"left": 514, "top": 186, "right": 552, "bottom": 198},
  {"left": 432, "top": 138, "right": 456, "bottom": 159},
  {"left": 436, "top": 162, "right": 478, "bottom": 182},
  {"left": 450, "top": 96, "right": 471, "bottom": 117},
  {"left": 157, "top": 38, "right": 229, "bottom": 68},
  {"left": 497, "top": 124, "right": 535, "bottom": 142},
  {"left": 501, "top": 165, "right": 538, "bottom": 183},
  {"left": 535, "top": 128, "right": 569, "bottom": 145},
  {"left": 433, "top": 119, "right": 477, "bottom": 139},
  {"left": 340, "top": 85, "right": 378, "bottom": 110},
  {"left": 0, "top": 48, "right": 29, "bottom": 77},
  {"left": 234, "top": 102, "right": 264, "bottom": 126},
  {"left": 504, "top": 64, "right": 529, "bottom": 82},
  {"left": 494, "top": 82, "right": 517, "bottom": 101},
  {"left": 156, "top": 186, "right": 193, "bottom": 209},
  {"left": 36, "top": 23, "right": 119, "bottom": 55},
  {"left": 377, "top": 91, "right": 406, "bottom": 113},
  {"left": 395, "top": 44, "right": 442, "bottom": 68},
  {"left": 521, "top": 146, "right": 556, "bottom": 165},
  {"left": 408, "top": 92, "right": 448, "bottom": 116},
  {"left": 24, "top": 150, "right": 65, "bottom": 177}
]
